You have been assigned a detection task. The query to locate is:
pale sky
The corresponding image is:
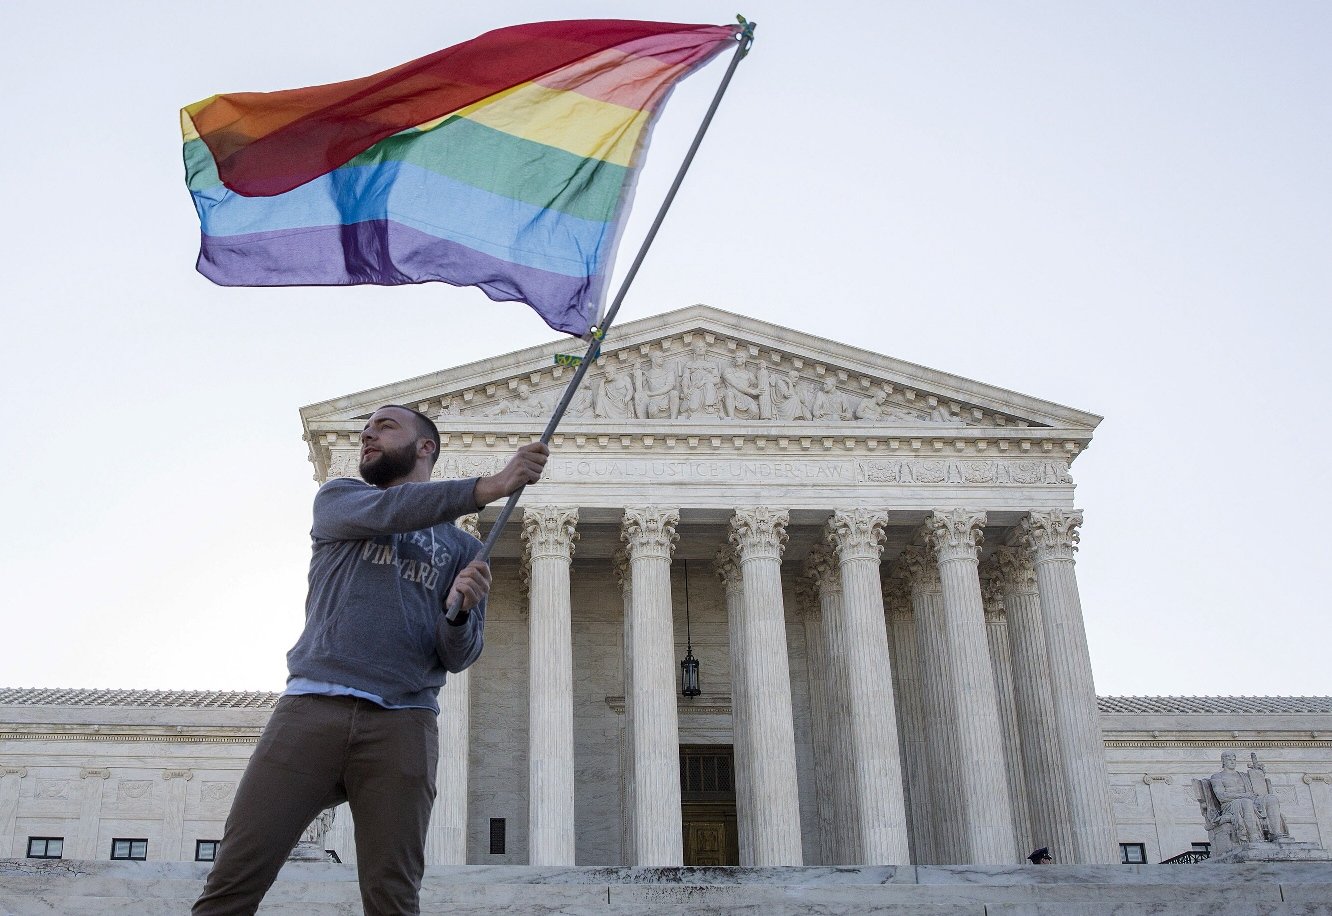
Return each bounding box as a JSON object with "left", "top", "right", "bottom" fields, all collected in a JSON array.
[{"left": 1, "top": 1, "right": 1328, "bottom": 697}]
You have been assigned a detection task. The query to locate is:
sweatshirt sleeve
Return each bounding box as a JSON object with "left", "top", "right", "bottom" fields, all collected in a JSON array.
[
  {"left": 435, "top": 596, "right": 485, "bottom": 674},
  {"left": 311, "top": 477, "right": 481, "bottom": 541}
]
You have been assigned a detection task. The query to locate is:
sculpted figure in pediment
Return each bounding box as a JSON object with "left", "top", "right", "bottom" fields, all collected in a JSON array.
[
  {"left": 679, "top": 339, "right": 722, "bottom": 418},
  {"left": 721, "top": 353, "right": 771, "bottom": 420},
  {"left": 769, "top": 368, "right": 810, "bottom": 421},
  {"left": 481, "top": 383, "right": 548, "bottom": 418},
  {"left": 634, "top": 351, "right": 680, "bottom": 419},
  {"left": 928, "top": 401, "right": 955, "bottom": 423},
  {"left": 809, "top": 377, "right": 853, "bottom": 421},
  {"left": 567, "top": 385, "right": 596, "bottom": 418},
  {"left": 434, "top": 397, "right": 461, "bottom": 419},
  {"left": 855, "top": 389, "right": 900, "bottom": 422},
  {"left": 594, "top": 364, "right": 637, "bottom": 419}
]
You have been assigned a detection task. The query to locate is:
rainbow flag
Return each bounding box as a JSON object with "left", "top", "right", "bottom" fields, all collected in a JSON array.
[{"left": 182, "top": 20, "right": 740, "bottom": 336}]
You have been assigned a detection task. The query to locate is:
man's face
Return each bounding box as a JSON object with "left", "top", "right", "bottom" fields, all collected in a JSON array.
[
  {"left": 1222, "top": 753, "right": 1237, "bottom": 770},
  {"left": 359, "top": 407, "right": 425, "bottom": 487}
]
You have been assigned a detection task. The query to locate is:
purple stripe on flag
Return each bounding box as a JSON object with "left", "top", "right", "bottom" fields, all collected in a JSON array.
[{"left": 197, "top": 221, "right": 598, "bottom": 336}]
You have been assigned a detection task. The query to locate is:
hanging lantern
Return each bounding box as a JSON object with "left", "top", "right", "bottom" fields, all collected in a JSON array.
[
  {"left": 681, "top": 647, "right": 701, "bottom": 697},
  {"left": 680, "top": 560, "right": 701, "bottom": 697}
]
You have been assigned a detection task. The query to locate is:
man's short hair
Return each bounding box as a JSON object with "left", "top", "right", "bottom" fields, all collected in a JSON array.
[{"left": 382, "top": 404, "right": 441, "bottom": 466}]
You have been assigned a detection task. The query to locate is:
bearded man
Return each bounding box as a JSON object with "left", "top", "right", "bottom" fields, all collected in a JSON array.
[{"left": 195, "top": 405, "right": 547, "bottom": 916}]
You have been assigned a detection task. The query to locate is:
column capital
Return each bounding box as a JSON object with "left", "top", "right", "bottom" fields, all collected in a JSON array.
[
  {"left": 987, "top": 545, "right": 1038, "bottom": 595},
  {"left": 793, "top": 578, "right": 821, "bottom": 620},
  {"left": 455, "top": 513, "right": 481, "bottom": 540},
  {"left": 802, "top": 544, "right": 841, "bottom": 598},
  {"left": 522, "top": 506, "right": 579, "bottom": 563},
  {"left": 80, "top": 768, "right": 110, "bottom": 780},
  {"left": 881, "top": 573, "right": 912, "bottom": 616},
  {"left": 729, "top": 507, "right": 790, "bottom": 561},
  {"left": 981, "top": 577, "right": 1005, "bottom": 620},
  {"left": 0, "top": 767, "right": 27, "bottom": 778},
  {"left": 162, "top": 769, "right": 193, "bottom": 781},
  {"left": 923, "top": 509, "right": 986, "bottom": 563},
  {"left": 898, "top": 546, "right": 941, "bottom": 595},
  {"left": 825, "top": 509, "right": 889, "bottom": 563},
  {"left": 1018, "top": 509, "right": 1084, "bottom": 563},
  {"left": 621, "top": 506, "right": 679, "bottom": 561},
  {"left": 713, "top": 546, "right": 743, "bottom": 596},
  {"left": 612, "top": 548, "right": 631, "bottom": 595}
]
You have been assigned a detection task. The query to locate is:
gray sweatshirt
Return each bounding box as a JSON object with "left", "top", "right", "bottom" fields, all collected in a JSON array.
[{"left": 285, "top": 476, "right": 486, "bottom": 713}]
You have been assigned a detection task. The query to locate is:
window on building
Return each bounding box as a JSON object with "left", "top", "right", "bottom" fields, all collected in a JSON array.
[
  {"left": 110, "top": 838, "right": 148, "bottom": 861},
  {"left": 489, "top": 818, "right": 506, "bottom": 855},
  {"left": 27, "top": 837, "right": 64, "bottom": 859},
  {"left": 195, "top": 840, "right": 220, "bottom": 862},
  {"left": 1119, "top": 842, "right": 1147, "bottom": 864}
]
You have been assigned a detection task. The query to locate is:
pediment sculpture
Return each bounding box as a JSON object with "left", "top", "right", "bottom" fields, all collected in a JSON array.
[{"left": 437, "top": 340, "right": 980, "bottom": 426}]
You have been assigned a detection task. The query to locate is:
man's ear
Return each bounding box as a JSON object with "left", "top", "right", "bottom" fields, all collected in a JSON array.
[{"left": 419, "top": 438, "right": 437, "bottom": 461}]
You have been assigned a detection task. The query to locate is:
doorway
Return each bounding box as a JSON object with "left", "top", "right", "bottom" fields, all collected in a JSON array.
[{"left": 679, "top": 745, "right": 739, "bottom": 865}]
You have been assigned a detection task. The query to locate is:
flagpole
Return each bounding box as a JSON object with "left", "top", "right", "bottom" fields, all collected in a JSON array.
[{"left": 446, "top": 18, "right": 756, "bottom": 622}]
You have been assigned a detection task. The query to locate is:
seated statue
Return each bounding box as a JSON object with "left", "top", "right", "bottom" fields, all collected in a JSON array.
[{"left": 1195, "top": 751, "right": 1287, "bottom": 853}]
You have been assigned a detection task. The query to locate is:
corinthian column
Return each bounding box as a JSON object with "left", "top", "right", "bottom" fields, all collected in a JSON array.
[
  {"left": 1018, "top": 509, "right": 1117, "bottom": 864},
  {"left": 729, "top": 507, "right": 803, "bottom": 864},
  {"left": 901, "top": 546, "right": 963, "bottom": 863},
  {"left": 613, "top": 549, "right": 636, "bottom": 865},
  {"left": 825, "top": 509, "right": 911, "bottom": 864},
  {"left": 923, "top": 509, "right": 1015, "bottom": 864},
  {"left": 980, "top": 576, "right": 1033, "bottom": 858},
  {"left": 621, "top": 506, "right": 683, "bottom": 865},
  {"left": 429, "top": 514, "right": 478, "bottom": 865},
  {"left": 989, "top": 544, "right": 1074, "bottom": 863},
  {"left": 882, "top": 574, "right": 933, "bottom": 865},
  {"left": 795, "top": 579, "right": 836, "bottom": 865},
  {"left": 523, "top": 506, "right": 579, "bottom": 865},
  {"left": 714, "top": 547, "right": 753, "bottom": 866},
  {"left": 805, "top": 545, "right": 856, "bottom": 865}
]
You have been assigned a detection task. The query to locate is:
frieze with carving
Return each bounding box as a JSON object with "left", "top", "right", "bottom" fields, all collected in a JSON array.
[{"left": 859, "top": 458, "right": 1072, "bottom": 486}]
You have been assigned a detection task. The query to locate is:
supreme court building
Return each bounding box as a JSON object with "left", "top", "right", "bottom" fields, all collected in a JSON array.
[{"left": 3, "top": 305, "right": 1330, "bottom": 871}]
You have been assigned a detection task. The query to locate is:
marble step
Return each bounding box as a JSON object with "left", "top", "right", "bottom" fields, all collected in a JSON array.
[{"left": 1, "top": 860, "right": 1330, "bottom": 916}]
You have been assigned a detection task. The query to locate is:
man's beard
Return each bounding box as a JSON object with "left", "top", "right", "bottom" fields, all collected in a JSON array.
[{"left": 360, "top": 442, "right": 417, "bottom": 487}]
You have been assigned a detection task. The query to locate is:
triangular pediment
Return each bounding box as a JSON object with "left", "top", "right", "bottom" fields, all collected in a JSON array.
[{"left": 300, "top": 305, "right": 1100, "bottom": 476}]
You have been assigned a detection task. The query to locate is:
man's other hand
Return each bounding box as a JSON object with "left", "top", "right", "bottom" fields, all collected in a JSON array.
[
  {"left": 446, "top": 559, "right": 492, "bottom": 614},
  {"left": 473, "top": 442, "right": 550, "bottom": 507}
]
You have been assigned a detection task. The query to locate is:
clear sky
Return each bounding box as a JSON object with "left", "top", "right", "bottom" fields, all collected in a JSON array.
[{"left": 1, "top": 1, "right": 1328, "bottom": 697}]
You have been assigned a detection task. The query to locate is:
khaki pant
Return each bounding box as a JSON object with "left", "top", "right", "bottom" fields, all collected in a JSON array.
[{"left": 194, "top": 694, "right": 439, "bottom": 915}]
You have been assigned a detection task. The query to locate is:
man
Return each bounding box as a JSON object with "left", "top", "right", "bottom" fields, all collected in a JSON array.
[{"left": 194, "top": 405, "right": 548, "bottom": 915}]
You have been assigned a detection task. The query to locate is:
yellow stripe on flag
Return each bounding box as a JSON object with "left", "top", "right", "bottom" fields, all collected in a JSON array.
[{"left": 454, "top": 83, "right": 649, "bottom": 167}]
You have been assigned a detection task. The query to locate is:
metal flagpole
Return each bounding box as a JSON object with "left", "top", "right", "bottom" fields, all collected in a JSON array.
[{"left": 446, "top": 18, "right": 757, "bottom": 621}]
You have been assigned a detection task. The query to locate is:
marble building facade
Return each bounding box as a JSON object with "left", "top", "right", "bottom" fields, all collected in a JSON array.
[{"left": 4, "top": 306, "right": 1329, "bottom": 870}]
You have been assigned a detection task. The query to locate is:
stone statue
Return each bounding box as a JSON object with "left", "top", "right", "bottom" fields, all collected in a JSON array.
[
  {"left": 808, "top": 378, "right": 852, "bottom": 422},
  {"left": 634, "top": 351, "right": 680, "bottom": 419},
  {"left": 679, "top": 340, "right": 722, "bottom": 418},
  {"left": 1186, "top": 750, "right": 1332, "bottom": 863},
  {"left": 289, "top": 806, "right": 336, "bottom": 861},
  {"left": 593, "top": 364, "right": 637, "bottom": 419},
  {"left": 769, "top": 368, "right": 809, "bottom": 421},
  {"left": 1206, "top": 752, "right": 1288, "bottom": 845},
  {"left": 720, "top": 353, "right": 770, "bottom": 420}
]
